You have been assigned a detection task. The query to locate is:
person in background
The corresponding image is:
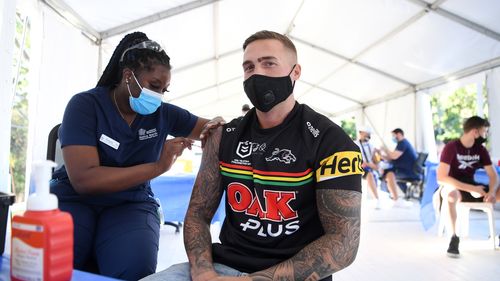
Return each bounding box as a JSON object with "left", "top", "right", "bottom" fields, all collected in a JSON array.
[
  {"left": 50, "top": 32, "right": 222, "bottom": 280},
  {"left": 241, "top": 103, "right": 251, "bottom": 116},
  {"left": 380, "top": 128, "right": 417, "bottom": 206},
  {"left": 436, "top": 116, "right": 498, "bottom": 258},
  {"left": 142, "top": 30, "right": 362, "bottom": 281},
  {"left": 354, "top": 126, "right": 381, "bottom": 209}
]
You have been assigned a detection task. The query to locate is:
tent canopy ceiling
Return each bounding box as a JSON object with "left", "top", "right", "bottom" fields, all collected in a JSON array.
[{"left": 42, "top": 0, "right": 500, "bottom": 120}]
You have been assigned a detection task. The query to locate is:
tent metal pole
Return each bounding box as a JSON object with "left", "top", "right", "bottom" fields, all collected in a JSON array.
[
  {"left": 289, "top": 36, "right": 414, "bottom": 86},
  {"left": 41, "top": 0, "right": 100, "bottom": 43},
  {"left": 360, "top": 56, "right": 500, "bottom": 109},
  {"left": 416, "top": 57, "right": 500, "bottom": 91},
  {"left": 166, "top": 76, "right": 241, "bottom": 102},
  {"left": 285, "top": 0, "right": 306, "bottom": 35},
  {"left": 407, "top": 0, "right": 500, "bottom": 42},
  {"left": 173, "top": 48, "right": 240, "bottom": 73},
  {"left": 299, "top": 80, "right": 362, "bottom": 105},
  {"left": 100, "top": 0, "right": 220, "bottom": 40}
]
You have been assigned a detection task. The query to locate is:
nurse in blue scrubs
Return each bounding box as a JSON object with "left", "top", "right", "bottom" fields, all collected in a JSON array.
[{"left": 50, "top": 32, "right": 221, "bottom": 280}]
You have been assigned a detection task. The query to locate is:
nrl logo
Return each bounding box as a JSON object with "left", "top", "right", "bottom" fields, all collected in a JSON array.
[{"left": 236, "top": 141, "right": 266, "bottom": 158}]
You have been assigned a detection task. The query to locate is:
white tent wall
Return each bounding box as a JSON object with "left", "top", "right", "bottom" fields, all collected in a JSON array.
[
  {"left": 26, "top": 3, "right": 99, "bottom": 175},
  {"left": 0, "top": 0, "right": 18, "bottom": 193},
  {"left": 486, "top": 67, "right": 500, "bottom": 163},
  {"left": 363, "top": 94, "right": 416, "bottom": 151}
]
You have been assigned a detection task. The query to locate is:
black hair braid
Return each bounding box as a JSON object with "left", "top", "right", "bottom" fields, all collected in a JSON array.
[{"left": 96, "top": 32, "right": 171, "bottom": 87}]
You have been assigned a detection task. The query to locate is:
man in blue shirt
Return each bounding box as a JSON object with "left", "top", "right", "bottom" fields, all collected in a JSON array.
[{"left": 381, "top": 128, "right": 418, "bottom": 205}]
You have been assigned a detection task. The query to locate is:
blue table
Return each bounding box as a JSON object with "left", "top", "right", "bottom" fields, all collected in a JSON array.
[
  {"left": 420, "top": 163, "right": 500, "bottom": 230},
  {"left": 0, "top": 255, "right": 122, "bottom": 280},
  {"left": 150, "top": 174, "right": 225, "bottom": 224}
]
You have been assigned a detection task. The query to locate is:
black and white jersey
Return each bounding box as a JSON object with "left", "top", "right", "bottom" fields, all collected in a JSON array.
[{"left": 212, "top": 102, "right": 363, "bottom": 274}]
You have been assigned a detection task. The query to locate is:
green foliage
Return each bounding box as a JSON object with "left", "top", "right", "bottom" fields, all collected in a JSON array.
[
  {"left": 10, "top": 12, "right": 30, "bottom": 202},
  {"left": 431, "top": 83, "right": 488, "bottom": 145},
  {"left": 340, "top": 117, "right": 356, "bottom": 140}
]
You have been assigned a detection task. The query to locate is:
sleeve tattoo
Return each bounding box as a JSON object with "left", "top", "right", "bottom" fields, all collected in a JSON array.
[
  {"left": 250, "top": 189, "right": 362, "bottom": 281},
  {"left": 184, "top": 127, "right": 224, "bottom": 276}
]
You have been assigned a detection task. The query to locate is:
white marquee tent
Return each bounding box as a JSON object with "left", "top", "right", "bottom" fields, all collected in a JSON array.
[{"left": 1, "top": 0, "right": 500, "bottom": 195}]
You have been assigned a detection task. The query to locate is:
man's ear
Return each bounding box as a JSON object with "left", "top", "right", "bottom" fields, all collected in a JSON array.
[{"left": 292, "top": 63, "right": 301, "bottom": 81}]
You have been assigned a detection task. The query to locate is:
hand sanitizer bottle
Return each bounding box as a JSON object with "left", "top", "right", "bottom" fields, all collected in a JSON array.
[{"left": 11, "top": 160, "right": 73, "bottom": 281}]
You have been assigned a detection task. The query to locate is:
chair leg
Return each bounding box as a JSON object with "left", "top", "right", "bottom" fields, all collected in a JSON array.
[
  {"left": 457, "top": 206, "right": 470, "bottom": 238},
  {"left": 485, "top": 207, "right": 496, "bottom": 249},
  {"left": 164, "top": 221, "right": 182, "bottom": 233}
]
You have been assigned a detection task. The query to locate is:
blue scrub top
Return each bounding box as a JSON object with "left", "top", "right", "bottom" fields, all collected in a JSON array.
[
  {"left": 392, "top": 138, "right": 417, "bottom": 175},
  {"left": 51, "top": 86, "right": 198, "bottom": 205}
]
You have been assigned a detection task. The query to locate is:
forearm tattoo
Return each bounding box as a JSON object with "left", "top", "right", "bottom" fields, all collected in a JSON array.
[
  {"left": 184, "top": 128, "right": 223, "bottom": 274},
  {"left": 250, "top": 189, "right": 361, "bottom": 281}
]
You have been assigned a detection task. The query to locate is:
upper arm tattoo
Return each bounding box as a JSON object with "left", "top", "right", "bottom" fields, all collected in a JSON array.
[
  {"left": 250, "top": 188, "right": 361, "bottom": 281},
  {"left": 184, "top": 127, "right": 224, "bottom": 274}
]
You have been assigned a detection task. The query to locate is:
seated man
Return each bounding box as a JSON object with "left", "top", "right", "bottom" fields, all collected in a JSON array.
[
  {"left": 380, "top": 128, "right": 418, "bottom": 204},
  {"left": 142, "top": 30, "right": 362, "bottom": 281},
  {"left": 354, "top": 126, "right": 381, "bottom": 208},
  {"left": 436, "top": 116, "right": 498, "bottom": 258}
]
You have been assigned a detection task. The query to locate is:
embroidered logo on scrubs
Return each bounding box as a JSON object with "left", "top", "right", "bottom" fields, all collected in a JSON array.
[{"left": 138, "top": 128, "right": 159, "bottom": 140}]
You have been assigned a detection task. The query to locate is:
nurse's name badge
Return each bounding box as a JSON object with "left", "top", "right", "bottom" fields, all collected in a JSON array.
[{"left": 99, "top": 134, "right": 120, "bottom": 150}]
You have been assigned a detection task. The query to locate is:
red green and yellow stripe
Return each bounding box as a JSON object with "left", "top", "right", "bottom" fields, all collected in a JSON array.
[{"left": 219, "top": 162, "right": 313, "bottom": 187}]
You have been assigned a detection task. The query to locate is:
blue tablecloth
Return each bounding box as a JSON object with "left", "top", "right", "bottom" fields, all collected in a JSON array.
[
  {"left": 420, "top": 163, "right": 500, "bottom": 230},
  {"left": 0, "top": 255, "right": 122, "bottom": 280},
  {"left": 150, "top": 174, "right": 225, "bottom": 223}
]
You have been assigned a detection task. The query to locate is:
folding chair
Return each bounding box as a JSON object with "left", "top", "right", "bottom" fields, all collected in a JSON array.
[
  {"left": 46, "top": 123, "right": 64, "bottom": 170},
  {"left": 398, "top": 152, "right": 428, "bottom": 201}
]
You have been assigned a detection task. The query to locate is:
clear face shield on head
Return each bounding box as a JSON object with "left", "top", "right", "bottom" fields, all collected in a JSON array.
[{"left": 119, "top": 40, "right": 164, "bottom": 62}]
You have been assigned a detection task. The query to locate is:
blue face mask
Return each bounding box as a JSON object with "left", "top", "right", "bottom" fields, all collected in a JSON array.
[
  {"left": 392, "top": 137, "right": 398, "bottom": 143},
  {"left": 127, "top": 72, "right": 163, "bottom": 115}
]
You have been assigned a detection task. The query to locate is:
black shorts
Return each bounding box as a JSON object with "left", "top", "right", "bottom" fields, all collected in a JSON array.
[
  {"left": 437, "top": 178, "right": 489, "bottom": 203},
  {"left": 459, "top": 185, "right": 489, "bottom": 202}
]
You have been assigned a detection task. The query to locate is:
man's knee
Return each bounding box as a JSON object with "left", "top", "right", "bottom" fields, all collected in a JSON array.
[
  {"left": 140, "top": 262, "right": 191, "bottom": 281},
  {"left": 442, "top": 187, "right": 461, "bottom": 203}
]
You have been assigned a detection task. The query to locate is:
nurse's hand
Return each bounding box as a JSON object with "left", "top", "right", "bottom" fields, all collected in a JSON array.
[
  {"left": 157, "top": 137, "right": 193, "bottom": 173},
  {"left": 200, "top": 116, "right": 225, "bottom": 148}
]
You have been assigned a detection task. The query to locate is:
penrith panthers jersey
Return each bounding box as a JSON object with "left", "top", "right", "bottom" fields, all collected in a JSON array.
[{"left": 212, "top": 102, "right": 363, "bottom": 274}]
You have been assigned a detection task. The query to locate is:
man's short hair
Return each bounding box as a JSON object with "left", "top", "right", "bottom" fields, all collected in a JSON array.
[
  {"left": 463, "top": 116, "right": 490, "bottom": 133},
  {"left": 242, "top": 30, "right": 297, "bottom": 61},
  {"left": 391, "top": 128, "right": 404, "bottom": 135}
]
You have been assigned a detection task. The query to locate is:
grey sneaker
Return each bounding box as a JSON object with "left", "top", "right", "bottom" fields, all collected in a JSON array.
[{"left": 447, "top": 235, "right": 460, "bottom": 258}]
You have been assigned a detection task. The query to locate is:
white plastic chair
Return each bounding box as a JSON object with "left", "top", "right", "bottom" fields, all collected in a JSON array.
[
  {"left": 456, "top": 202, "right": 496, "bottom": 249},
  {"left": 436, "top": 190, "right": 496, "bottom": 249}
]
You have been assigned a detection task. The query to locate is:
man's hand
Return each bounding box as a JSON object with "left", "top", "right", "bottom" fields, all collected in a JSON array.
[
  {"left": 469, "top": 185, "right": 486, "bottom": 198},
  {"left": 200, "top": 116, "right": 225, "bottom": 147},
  {"left": 483, "top": 192, "right": 496, "bottom": 203},
  {"left": 193, "top": 270, "right": 219, "bottom": 281},
  {"left": 156, "top": 137, "right": 193, "bottom": 173}
]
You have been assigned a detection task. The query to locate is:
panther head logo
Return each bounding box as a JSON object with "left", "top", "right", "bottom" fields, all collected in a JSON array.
[{"left": 265, "top": 148, "right": 296, "bottom": 164}]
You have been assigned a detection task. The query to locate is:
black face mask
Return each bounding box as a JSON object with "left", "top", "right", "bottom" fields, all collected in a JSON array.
[
  {"left": 475, "top": 136, "right": 487, "bottom": 145},
  {"left": 243, "top": 65, "right": 296, "bottom": 112}
]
